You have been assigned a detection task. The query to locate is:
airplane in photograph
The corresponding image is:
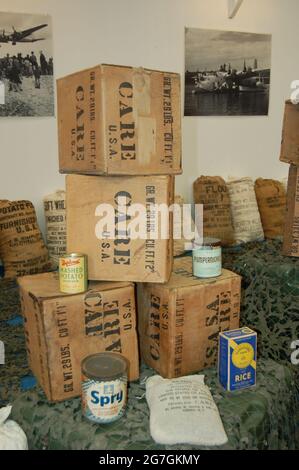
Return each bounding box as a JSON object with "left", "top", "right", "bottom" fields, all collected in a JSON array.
[{"left": 0, "top": 23, "right": 47, "bottom": 46}]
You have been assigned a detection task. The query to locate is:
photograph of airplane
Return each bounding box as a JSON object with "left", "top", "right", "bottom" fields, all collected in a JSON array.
[
  {"left": 185, "top": 28, "right": 272, "bottom": 116},
  {"left": 186, "top": 62, "right": 270, "bottom": 97},
  {"left": 0, "top": 23, "right": 48, "bottom": 46},
  {"left": 0, "top": 12, "right": 54, "bottom": 117}
]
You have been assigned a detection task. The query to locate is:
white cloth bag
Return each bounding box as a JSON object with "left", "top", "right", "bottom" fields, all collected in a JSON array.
[
  {"left": 0, "top": 405, "right": 28, "bottom": 450},
  {"left": 227, "top": 177, "right": 264, "bottom": 244},
  {"left": 146, "top": 375, "right": 228, "bottom": 446}
]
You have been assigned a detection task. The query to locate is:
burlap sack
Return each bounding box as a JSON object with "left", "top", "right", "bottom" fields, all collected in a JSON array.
[
  {"left": 254, "top": 179, "right": 286, "bottom": 239},
  {"left": 0, "top": 200, "right": 51, "bottom": 278},
  {"left": 193, "top": 176, "right": 234, "bottom": 246},
  {"left": 43, "top": 190, "right": 67, "bottom": 268},
  {"left": 227, "top": 178, "right": 264, "bottom": 244},
  {"left": 173, "top": 195, "right": 194, "bottom": 256}
]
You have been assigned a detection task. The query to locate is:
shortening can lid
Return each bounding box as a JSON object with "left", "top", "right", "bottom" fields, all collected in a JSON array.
[{"left": 82, "top": 352, "right": 128, "bottom": 381}]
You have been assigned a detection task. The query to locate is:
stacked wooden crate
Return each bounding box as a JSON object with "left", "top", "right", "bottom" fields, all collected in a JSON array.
[{"left": 280, "top": 100, "right": 299, "bottom": 257}]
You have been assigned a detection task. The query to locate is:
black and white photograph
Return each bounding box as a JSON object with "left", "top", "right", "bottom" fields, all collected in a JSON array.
[
  {"left": 185, "top": 28, "right": 272, "bottom": 116},
  {"left": 0, "top": 11, "right": 54, "bottom": 117}
]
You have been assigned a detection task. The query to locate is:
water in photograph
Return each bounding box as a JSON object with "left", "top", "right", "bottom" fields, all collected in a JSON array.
[{"left": 184, "top": 83, "right": 269, "bottom": 116}]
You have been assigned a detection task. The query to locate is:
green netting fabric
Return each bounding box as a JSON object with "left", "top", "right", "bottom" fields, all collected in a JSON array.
[
  {"left": 0, "top": 240, "right": 299, "bottom": 450},
  {"left": 222, "top": 239, "right": 299, "bottom": 380},
  {"left": 5, "top": 360, "right": 299, "bottom": 450}
]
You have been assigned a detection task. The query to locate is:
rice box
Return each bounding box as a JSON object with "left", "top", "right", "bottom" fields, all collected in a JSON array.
[{"left": 218, "top": 327, "right": 257, "bottom": 391}]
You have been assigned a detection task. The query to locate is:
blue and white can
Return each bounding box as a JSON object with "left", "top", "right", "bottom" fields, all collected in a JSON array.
[
  {"left": 192, "top": 238, "right": 222, "bottom": 278},
  {"left": 81, "top": 352, "right": 128, "bottom": 424}
]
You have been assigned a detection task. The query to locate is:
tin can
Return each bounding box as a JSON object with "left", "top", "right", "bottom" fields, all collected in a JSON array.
[
  {"left": 59, "top": 253, "right": 88, "bottom": 294},
  {"left": 192, "top": 238, "right": 222, "bottom": 278},
  {"left": 81, "top": 352, "right": 128, "bottom": 424}
]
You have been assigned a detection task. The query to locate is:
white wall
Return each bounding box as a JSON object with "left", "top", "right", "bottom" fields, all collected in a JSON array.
[{"left": 1, "top": 0, "right": 298, "bottom": 233}]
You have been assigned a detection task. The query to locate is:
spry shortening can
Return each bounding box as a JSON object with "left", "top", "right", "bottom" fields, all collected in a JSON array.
[
  {"left": 81, "top": 352, "right": 128, "bottom": 424},
  {"left": 59, "top": 253, "right": 87, "bottom": 294}
]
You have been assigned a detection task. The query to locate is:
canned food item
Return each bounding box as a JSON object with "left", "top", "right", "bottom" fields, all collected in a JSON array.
[
  {"left": 81, "top": 352, "right": 128, "bottom": 424},
  {"left": 192, "top": 238, "right": 222, "bottom": 278},
  {"left": 59, "top": 253, "right": 87, "bottom": 294}
]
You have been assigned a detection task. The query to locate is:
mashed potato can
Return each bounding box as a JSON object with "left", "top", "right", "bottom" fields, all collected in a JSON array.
[{"left": 59, "top": 253, "right": 87, "bottom": 293}]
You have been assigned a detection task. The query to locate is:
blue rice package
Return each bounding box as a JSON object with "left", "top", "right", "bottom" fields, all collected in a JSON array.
[{"left": 218, "top": 327, "right": 257, "bottom": 391}]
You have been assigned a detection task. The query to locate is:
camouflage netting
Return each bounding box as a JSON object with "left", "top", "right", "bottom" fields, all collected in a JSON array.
[
  {"left": 2, "top": 361, "right": 299, "bottom": 450},
  {"left": 222, "top": 239, "right": 299, "bottom": 381},
  {"left": 0, "top": 240, "right": 298, "bottom": 450}
]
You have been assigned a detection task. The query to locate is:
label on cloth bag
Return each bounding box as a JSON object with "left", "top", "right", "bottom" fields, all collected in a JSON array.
[{"left": 82, "top": 376, "right": 127, "bottom": 424}]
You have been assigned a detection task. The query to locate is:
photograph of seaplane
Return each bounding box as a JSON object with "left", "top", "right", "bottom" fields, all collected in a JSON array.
[
  {"left": 0, "top": 23, "right": 47, "bottom": 46},
  {"left": 185, "top": 28, "right": 272, "bottom": 116},
  {"left": 191, "top": 64, "right": 270, "bottom": 94}
]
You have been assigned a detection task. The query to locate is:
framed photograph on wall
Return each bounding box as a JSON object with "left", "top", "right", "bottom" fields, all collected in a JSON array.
[
  {"left": 0, "top": 11, "right": 54, "bottom": 117},
  {"left": 184, "top": 28, "right": 272, "bottom": 116}
]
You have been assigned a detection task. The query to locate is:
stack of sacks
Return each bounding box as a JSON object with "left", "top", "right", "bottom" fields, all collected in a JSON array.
[
  {"left": 254, "top": 179, "right": 286, "bottom": 239},
  {"left": 193, "top": 173, "right": 288, "bottom": 245},
  {"left": 193, "top": 176, "right": 234, "bottom": 246},
  {"left": 0, "top": 200, "right": 51, "bottom": 279},
  {"left": 227, "top": 177, "right": 264, "bottom": 244},
  {"left": 279, "top": 100, "right": 299, "bottom": 257},
  {"left": 17, "top": 63, "right": 183, "bottom": 400}
]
